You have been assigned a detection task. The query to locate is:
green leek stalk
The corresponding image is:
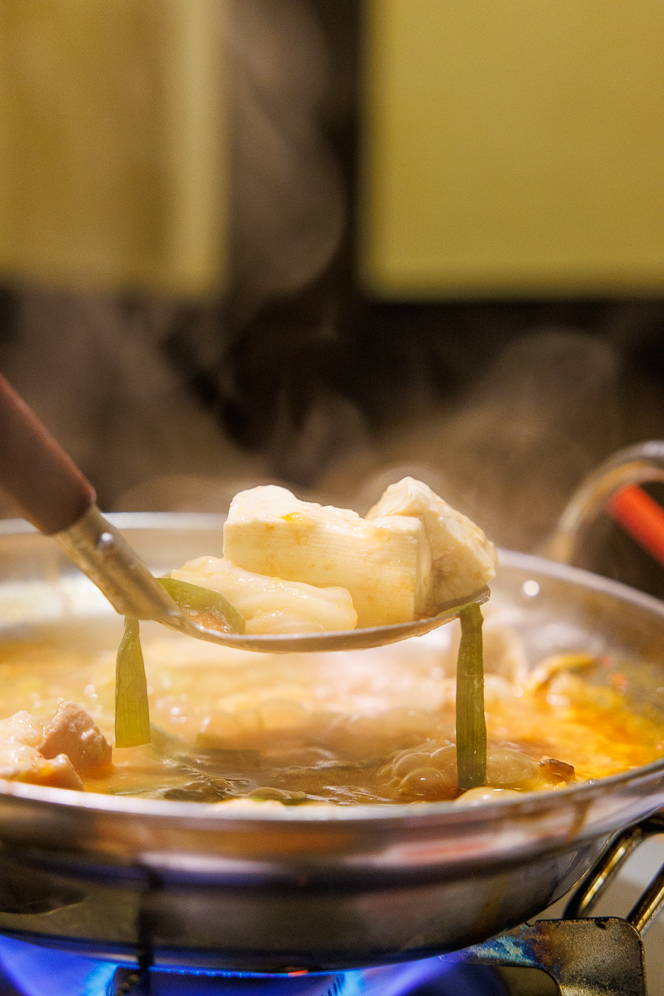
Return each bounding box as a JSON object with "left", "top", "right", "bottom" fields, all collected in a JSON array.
[
  {"left": 114, "top": 581, "right": 244, "bottom": 747},
  {"left": 456, "top": 603, "right": 487, "bottom": 790},
  {"left": 115, "top": 618, "right": 151, "bottom": 748}
]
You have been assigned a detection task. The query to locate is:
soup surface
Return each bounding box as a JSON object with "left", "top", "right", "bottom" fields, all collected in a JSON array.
[{"left": 0, "top": 604, "right": 661, "bottom": 805}]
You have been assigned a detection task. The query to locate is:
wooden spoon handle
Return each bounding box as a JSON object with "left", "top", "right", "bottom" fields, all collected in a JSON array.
[{"left": 0, "top": 373, "right": 96, "bottom": 534}]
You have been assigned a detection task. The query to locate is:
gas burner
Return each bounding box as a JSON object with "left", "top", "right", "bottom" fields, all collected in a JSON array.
[{"left": 0, "top": 940, "right": 507, "bottom": 996}]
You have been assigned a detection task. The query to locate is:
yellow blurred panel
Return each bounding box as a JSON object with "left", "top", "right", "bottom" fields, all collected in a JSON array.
[
  {"left": 0, "top": 0, "right": 226, "bottom": 297},
  {"left": 360, "top": 0, "right": 664, "bottom": 297}
]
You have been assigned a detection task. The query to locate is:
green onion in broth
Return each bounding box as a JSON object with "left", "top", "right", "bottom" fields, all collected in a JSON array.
[
  {"left": 456, "top": 603, "right": 487, "bottom": 790},
  {"left": 115, "top": 618, "right": 151, "bottom": 748},
  {"left": 114, "top": 582, "right": 244, "bottom": 749}
]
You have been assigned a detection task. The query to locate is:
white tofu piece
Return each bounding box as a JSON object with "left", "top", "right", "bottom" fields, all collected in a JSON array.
[
  {"left": 222, "top": 486, "right": 432, "bottom": 627},
  {"left": 171, "top": 556, "right": 358, "bottom": 635},
  {"left": 366, "top": 477, "right": 497, "bottom": 608}
]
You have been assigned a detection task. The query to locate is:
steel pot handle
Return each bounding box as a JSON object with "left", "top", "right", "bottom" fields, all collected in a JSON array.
[{"left": 545, "top": 441, "right": 664, "bottom": 567}]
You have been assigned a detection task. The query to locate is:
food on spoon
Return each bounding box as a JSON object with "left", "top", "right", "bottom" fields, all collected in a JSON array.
[
  {"left": 221, "top": 484, "right": 430, "bottom": 627},
  {"left": 170, "top": 558, "right": 357, "bottom": 635},
  {"left": 159, "top": 577, "right": 246, "bottom": 634},
  {"left": 0, "top": 703, "right": 111, "bottom": 790},
  {"left": 185, "top": 478, "right": 497, "bottom": 632},
  {"left": 366, "top": 477, "right": 498, "bottom": 607}
]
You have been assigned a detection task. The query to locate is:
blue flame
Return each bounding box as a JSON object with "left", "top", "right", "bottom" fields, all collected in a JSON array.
[
  {"left": 345, "top": 957, "right": 506, "bottom": 996},
  {"left": 0, "top": 936, "right": 506, "bottom": 996},
  {"left": 0, "top": 935, "right": 116, "bottom": 996}
]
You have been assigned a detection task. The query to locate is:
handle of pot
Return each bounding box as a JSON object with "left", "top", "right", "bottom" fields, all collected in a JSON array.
[
  {"left": 546, "top": 441, "right": 664, "bottom": 567},
  {"left": 0, "top": 373, "right": 96, "bottom": 534}
]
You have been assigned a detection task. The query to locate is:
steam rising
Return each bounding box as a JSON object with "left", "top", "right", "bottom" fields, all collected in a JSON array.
[
  {"left": 320, "top": 331, "right": 627, "bottom": 552},
  {"left": 416, "top": 331, "right": 623, "bottom": 550},
  {"left": 226, "top": 0, "right": 344, "bottom": 327}
]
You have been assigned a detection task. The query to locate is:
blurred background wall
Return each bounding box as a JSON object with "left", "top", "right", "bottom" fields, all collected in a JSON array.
[{"left": 1, "top": 0, "right": 664, "bottom": 592}]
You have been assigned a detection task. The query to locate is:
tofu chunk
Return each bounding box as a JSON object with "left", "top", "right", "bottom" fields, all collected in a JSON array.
[
  {"left": 39, "top": 701, "right": 112, "bottom": 776},
  {"left": 366, "top": 477, "right": 497, "bottom": 608},
  {"left": 223, "top": 486, "right": 432, "bottom": 627},
  {"left": 171, "top": 557, "right": 358, "bottom": 634},
  {"left": 0, "top": 711, "right": 83, "bottom": 790}
]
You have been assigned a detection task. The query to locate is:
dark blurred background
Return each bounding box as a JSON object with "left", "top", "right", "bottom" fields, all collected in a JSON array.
[{"left": 1, "top": 0, "right": 664, "bottom": 593}]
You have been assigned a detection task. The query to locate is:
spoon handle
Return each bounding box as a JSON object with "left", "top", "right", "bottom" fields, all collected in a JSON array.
[
  {"left": 0, "top": 373, "right": 182, "bottom": 621},
  {"left": 0, "top": 372, "right": 96, "bottom": 534}
]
